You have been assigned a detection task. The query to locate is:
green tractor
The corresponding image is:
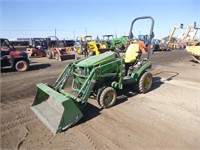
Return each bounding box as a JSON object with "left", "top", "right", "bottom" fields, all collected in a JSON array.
[
  {"left": 102, "top": 35, "right": 129, "bottom": 51},
  {"left": 31, "top": 16, "right": 155, "bottom": 135}
]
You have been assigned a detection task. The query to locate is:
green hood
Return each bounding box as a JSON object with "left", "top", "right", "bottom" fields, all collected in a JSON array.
[{"left": 76, "top": 52, "right": 116, "bottom": 68}]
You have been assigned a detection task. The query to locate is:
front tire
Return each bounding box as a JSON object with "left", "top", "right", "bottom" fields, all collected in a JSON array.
[
  {"left": 133, "top": 72, "right": 153, "bottom": 93},
  {"left": 98, "top": 87, "right": 117, "bottom": 108},
  {"left": 15, "top": 60, "right": 29, "bottom": 72}
]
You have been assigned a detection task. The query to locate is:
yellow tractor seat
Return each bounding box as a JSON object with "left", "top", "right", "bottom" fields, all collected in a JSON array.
[{"left": 124, "top": 43, "right": 140, "bottom": 63}]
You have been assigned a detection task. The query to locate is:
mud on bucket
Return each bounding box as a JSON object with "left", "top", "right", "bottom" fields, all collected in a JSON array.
[{"left": 31, "top": 83, "right": 83, "bottom": 135}]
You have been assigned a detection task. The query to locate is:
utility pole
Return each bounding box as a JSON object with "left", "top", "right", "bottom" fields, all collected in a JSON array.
[{"left": 55, "top": 28, "right": 57, "bottom": 37}]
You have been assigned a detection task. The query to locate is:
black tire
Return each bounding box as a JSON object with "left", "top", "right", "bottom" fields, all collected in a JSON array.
[
  {"left": 46, "top": 50, "right": 53, "bottom": 59},
  {"left": 101, "top": 42, "right": 108, "bottom": 49},
  {"left": 98, "top": 87, "right": 117, "bottom": 108},
  {"left": 115, "top": 44, "right": 121, "bottom": 50},
  {"left": 133, "top": 72, "right": 153, "bottom": 93},
  {"left": 32, "top": 53, "right": 37, "bottom": 57},
  {"left": 96, "top": 86, "right": 106, "bottom": 105},
  {"left": 15, "top": 60, "right": 29, "bottom": 72}
]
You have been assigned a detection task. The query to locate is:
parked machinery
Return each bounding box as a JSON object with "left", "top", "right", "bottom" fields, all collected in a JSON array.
[
  {"left": 1, "top": 38, "right": 29, "bottom": 72},
  {"left": 186, "top": 42, "right": 200, "bottom": 63},
  {"left": 74, "top": 35, "right": 92, "bottom": 55},
  {"left": 182, "top": 22, "right": 199, "bottom": 46},
  {"left": 74, "top": 35, "right": 108, "bottom": 56},
  {"left": 102, "top": 35, "right": 129, "bottom": 51},
  {"left": 26, "top": 38, "right": 48, "bottom": 57},
  {"left": 60, "top": 39, "right": 75, "bottom": 51},
  {"left": 102, "top": 34, "right": 115, "bottom": 49},
  {"left": 166, "top": 24, "right": 186, "bottom": 50},
  {"left": 31, "top": 16, "right": 155, "bottom": 135},
  {"left": 46, "top": 36, "right": 75, "bottom": 61},
  {"left": 9, "top": 39, "right": 29, "bottom": 51}
]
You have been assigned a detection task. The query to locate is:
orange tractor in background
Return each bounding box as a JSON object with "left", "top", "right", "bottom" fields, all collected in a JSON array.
[{"left": 45, "top": 36, "right": 76, "bottom": 61}]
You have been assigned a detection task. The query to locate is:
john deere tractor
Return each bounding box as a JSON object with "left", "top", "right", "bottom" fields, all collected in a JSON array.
[
  {"left": 102, "top": 35, "right": 129, "bottom": 51},
  {"left": 31, "top": 16, "right": 155, "bottom": 135}
]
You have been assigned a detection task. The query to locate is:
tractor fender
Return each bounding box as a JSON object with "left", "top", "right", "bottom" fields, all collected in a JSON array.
[{"left": 131, "top": 61, "right": 152, "bottom": 81}]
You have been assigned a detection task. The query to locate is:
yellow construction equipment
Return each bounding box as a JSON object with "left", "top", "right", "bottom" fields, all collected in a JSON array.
[
  {"left": 186, "top": 42, "right": 200, "bottom": 63},
  {"left": 75, "top": 35, "right": 108, "bottom": 56}
]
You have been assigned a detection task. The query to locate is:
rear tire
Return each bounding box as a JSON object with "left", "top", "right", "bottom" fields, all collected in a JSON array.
[
  {"left": 15, "top": 60, "right": 29, "bottom": 72},
  {"left": 32, "top": 53, "right": 37, "bottom": 57},
  {"left": 133, "top": 72, "right": 153, "bottom": 93},
  {"left": 98, "top": 87, "right": 117, "bottom": 108}
]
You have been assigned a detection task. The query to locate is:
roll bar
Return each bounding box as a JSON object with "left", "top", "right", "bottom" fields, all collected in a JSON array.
[{"left": 128, "top": 16, "right": 155, "bottom": 59}]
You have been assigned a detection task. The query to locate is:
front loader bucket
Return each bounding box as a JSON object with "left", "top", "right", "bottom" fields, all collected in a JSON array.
[
  {"left": 59, "top": 54, "right": 76, "bottom": 61},
  {"left": 31, "top": 83, "right": 83, "bottom": 135}
]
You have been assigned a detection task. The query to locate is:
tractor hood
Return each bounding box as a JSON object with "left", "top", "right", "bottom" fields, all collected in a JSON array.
[{"left": 76, "top": 52, "right": 116, "bottom": 68}]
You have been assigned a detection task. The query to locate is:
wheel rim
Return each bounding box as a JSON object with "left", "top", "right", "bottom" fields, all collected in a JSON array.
[
  {"left": 88, "top": 49, "right": 94, "bottom": 55},
  {"left": 77, "top": 47, "right": 82, "bottom": 54},
  {"left": 104, "top": 91, "right": 114, "bottom": 105},
  {"left": 17, "top": 63, "right": 25, "bottom": 70},
  {"left": 101, "top": 44, "right": 107, "bottom": 48},
  {"left": 144, "top": 76, "right": 151, "bottom": 90}
]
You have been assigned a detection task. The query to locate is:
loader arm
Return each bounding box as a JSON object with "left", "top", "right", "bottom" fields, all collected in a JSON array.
[{"left": 53, "top": 58, "right": 85, "bottom": 90}]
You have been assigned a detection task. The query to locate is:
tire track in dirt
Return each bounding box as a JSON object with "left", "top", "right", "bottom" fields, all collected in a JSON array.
[
  {"left": 87, "top": 116, "right": 125, "bottom": 149},
  {"left": 1, "top": 124, "right": 30, "bottom": 150},
  {"left": 1, "top": 115, "right": 37, "bottom": 133},
  {"left": 1, "top": 76, "right": 57, "bottom": 103},
  {"left": 1, "top": 90, "right": 36, "bottom": 103},
  {"left": 76, "top": 124, "right": 100, "bottom": 150},
  {"left": 0, "top": 96, "right": 33, "bottom": 110},
  {"left": 1, "top": 51, "right": 199, "bottom": 149}
]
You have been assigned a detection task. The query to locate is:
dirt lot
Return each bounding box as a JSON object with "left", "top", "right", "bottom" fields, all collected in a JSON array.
[{"left": 1, "top": 50, "right": 200, "bottom": 150}]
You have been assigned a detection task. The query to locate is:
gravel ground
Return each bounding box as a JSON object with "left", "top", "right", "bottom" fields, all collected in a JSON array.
[{"left": 1, "top": 50, "right": 200, "bottom": 150}]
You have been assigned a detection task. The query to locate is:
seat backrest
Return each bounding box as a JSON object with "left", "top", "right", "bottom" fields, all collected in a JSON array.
[{"left": 124, "top": 44, "right": 140, "bottom": 63}]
